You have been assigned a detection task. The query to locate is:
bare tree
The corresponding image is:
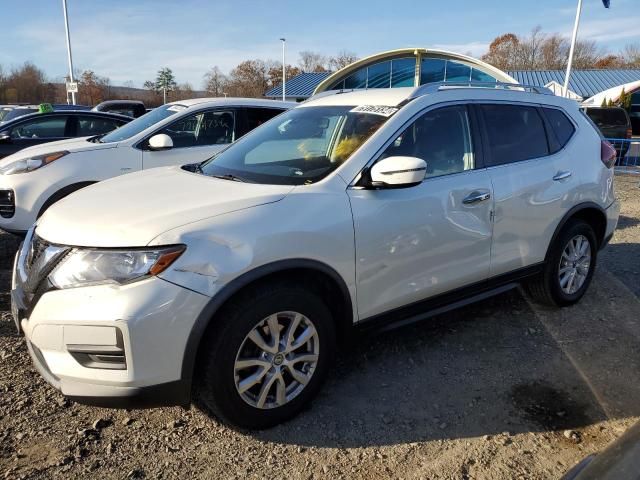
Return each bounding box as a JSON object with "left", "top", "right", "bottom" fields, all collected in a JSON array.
[
  {"left": 328, "top": 50, "right": 359, "bottom": 70},
  {"left": 621, "top": 43, "right": 640, "bottom": 66},
  {"left": 78, "top": 70, "right": 110, "bottom": 106},
  {"left": 298, "top": 51, "right": 328, "bottom": 72},
  {"left": 572, "top": 40, "right": 604, "bottom": 69},
  {"left": 203, "top": 66, "right": 228, "bottom": 97}
]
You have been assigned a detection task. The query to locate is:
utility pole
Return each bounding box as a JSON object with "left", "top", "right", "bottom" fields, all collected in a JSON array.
[
  {"left": 62, "top": 0, "right": 76, "bottom": 104},
  {"left": 563, "top": 0, "right": 582, "bottom": 97},
  {"left": 280, "top": 38, "right": 286, "bottom": 101}
]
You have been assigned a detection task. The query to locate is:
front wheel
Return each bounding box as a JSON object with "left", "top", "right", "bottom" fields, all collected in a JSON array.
[
  {"left": 194, "top": 282, "right": 336, "bottom": 429},
  {"left": 526, "top": 219, "right": 598, "bottom": 307}
]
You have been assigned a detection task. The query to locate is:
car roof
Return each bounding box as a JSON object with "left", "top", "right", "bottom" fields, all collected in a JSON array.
[
  {"left": 301, "top": 85, "right": 580, "bottom": 111},
  {"left": 0, "top": 110, "right": 132, "bottom": 127},
  {"left": 166, "top": 97, "right": 297, "bottom": 109}
]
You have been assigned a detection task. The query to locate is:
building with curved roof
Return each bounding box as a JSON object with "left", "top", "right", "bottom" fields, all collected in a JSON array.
[{"left": 313, "top": 48, "right": 517, "bottom": 94}]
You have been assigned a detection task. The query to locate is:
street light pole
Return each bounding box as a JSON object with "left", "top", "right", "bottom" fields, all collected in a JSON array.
[
  {"left": 563, "top": 0, "right": 583, "bottom": 97},
  {"left": 280, "top": 38, "right": 286, "bottom": 102},
  {"left": 62, "top": 0, "right": 76, "bottom": 104}
]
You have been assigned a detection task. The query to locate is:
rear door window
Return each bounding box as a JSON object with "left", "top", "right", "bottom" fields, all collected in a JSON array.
[
  {"left": 479, "top": 104, "right": 549, "bottom": 166},
  {"left": 542, "top": 108, "right": 576, "bottom": 152}
]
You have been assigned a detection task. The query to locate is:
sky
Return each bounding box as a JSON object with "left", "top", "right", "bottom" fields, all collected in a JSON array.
[{"left": 1, "top": 0, "right": 639, "bottom": 89}]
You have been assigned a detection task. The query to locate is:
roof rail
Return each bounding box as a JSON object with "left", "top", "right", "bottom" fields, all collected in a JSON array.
[{"left": 409, "top": 81, "right": 553, "bottom": 100}]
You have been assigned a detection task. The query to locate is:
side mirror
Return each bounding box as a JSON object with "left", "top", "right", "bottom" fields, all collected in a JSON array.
[
  {"left": 148, "top": 133, "right": 173, "bottom": 151},
  {"left": 0, "top": 131, "right": 10, "bottom": 142},
  {"left": 368, "top": 156, "right": 426, "bottom": 188}
]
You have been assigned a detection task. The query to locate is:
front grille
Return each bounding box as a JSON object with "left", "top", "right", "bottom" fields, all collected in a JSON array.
[
  {"left": 20, "top": 232, "right": 70, "bottom": 314},
  {"left": 0, "top": 189, "right": 15, "bottom": 218}
]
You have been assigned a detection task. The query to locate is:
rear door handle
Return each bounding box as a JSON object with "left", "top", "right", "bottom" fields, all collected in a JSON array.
[
  {"left": 120, "top": 167, "right": 132, "bottom": 172},
  {"left": 553, "top": 171, "right": 572, "bottom": 181},
  {"left": 463, "top": 191, "right": 491, "bottom": 205}
]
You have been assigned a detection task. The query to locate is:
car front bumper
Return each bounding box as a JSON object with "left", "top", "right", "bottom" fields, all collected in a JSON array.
[{"left": 12, "top": 255, "right": 210, "bottom": 408}]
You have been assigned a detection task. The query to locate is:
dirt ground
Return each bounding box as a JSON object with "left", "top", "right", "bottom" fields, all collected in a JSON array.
[{"left": 1, "top": 176, "right": 639, "bottom": 480}]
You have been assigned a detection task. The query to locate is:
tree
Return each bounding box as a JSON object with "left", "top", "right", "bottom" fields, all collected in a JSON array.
[
  {"left": 203, "top": 66, "right": 228, "bottom": 97},
  {"left": 144, "top": 67, "right": 177, "bottom": 103},
  {"left": 328, "top": 51, "right": 358, "bottom": 70},
  {"left": 78, "top": 70, "right": 110, "bottom": 106},
  {"left": 267, "top": 63, "right": 301, "bottom": 91},
  {"left": 481, "top": 33, "right": 521, "bottom": 71},
  {"left": 226, "top": 59, "right": 275, "bottom": 98},
  {"left": 298, "top": 51, "right": 328, "bottom": 72},
  {"left": 621, "top": 43, "right": 640, "bottom": 67},
  {"left": 594, "top": 54, "right": 623, "bottom": 69}
]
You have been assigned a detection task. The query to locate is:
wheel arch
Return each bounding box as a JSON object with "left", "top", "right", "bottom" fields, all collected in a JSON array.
[
  {"left": 181, "top": 259, "right": 354, "bottom": 387},
  {"left": 37, "top": 181, "right": 97, "bottom": 219},
  {"left": 546, "top": 202, "right": 608, "bottom": 260}
]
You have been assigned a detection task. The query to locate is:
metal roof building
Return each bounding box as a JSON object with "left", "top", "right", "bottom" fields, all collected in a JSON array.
[
  {"left": 508, "top": 69, "right": 640, "bottom": 99},
  {"left": 265, "top": 68, "right": 640, "bottom": 101},
  {"left": 265, "top": 72, "right": 332, "bottom": 101}
]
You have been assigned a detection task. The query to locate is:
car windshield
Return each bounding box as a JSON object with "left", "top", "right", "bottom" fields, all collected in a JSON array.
[
  {"left": 99, "top": 104, "right": 184, "bottom": 143},
  {"left": 199, "top": 105, "right": 394, "bottom": 185}
]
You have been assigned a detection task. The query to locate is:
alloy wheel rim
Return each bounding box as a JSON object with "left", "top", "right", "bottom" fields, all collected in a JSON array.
[
  {"left": 558, "top": 234, "right": 592, "bottom": 295},
  {"left": 234, "top": 311, "right": 319, "bottom": 409}
]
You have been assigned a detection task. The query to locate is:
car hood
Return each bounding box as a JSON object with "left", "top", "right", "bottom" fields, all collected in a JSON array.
[
  {"left": 36, "top": 166, "right": 294, "bottom": 247},
  {"left": 0, "top": 136, "right": 116, "bottom": 165}
]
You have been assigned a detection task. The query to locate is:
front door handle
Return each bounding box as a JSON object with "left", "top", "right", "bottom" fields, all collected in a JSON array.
[
  {"left": 463, "top": 191, "right": 491, "bottom": 205},
  {"left": 553, "top": 170, "right": 572, "bottom": 181},
  {"left": 120, "top": 167, "right": 132, "bottom": 172}
]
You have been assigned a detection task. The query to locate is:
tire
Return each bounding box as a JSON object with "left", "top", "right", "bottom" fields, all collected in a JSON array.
[
  {"left": 194, "top": 280, "right": 336, "bottom": 429},
  {"left": 526, "top": 219, "right": 598, "bottom": 307}
]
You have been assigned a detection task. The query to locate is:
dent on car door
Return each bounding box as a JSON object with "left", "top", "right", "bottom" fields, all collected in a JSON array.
[
  {"left": 479, "top": 103, "right": 579, "bottom": 277},
  {"left": 349, "top": 104, "right": 494, "bottom": 320},
  {"left": 142, "top": 109, "right": 237, "bottom": 169}
]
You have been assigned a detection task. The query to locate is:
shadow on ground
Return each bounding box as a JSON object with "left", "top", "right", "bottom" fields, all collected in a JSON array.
[{"left": 256, "top": 289, "right": 619, "bottom": 448}]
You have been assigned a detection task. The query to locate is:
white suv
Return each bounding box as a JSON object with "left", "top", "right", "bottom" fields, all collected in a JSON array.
[
  {"left": 0, "top": 98, "right": 294, "bottom": 233},
  {"left": 12, "top": 84, "right": 620, "bottom": 429}
]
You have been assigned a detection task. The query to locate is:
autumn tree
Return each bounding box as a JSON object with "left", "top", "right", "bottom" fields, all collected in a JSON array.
[
  {"left": 203, "top": 66, "right": 228, "bottom": 96},
  {"left": 78, "top": 70, "right": 110, "bottom": 105},
  {"left": 481, "top": 33, "right": 521, "bottom": 70},
  {"left": 298, "top": 51, "right": 328, "bottom": 72},
  {"left": 328, "top": 50, "right": 359, "bottom": 70},
  {"left": 226, "top": 59, "right": 276, "bottom": 98},
  {"left": 267, "top": 63, "right": 301, "bottom": 91}
]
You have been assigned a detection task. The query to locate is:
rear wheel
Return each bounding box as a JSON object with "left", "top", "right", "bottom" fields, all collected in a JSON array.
[
  {"left": 194, "top": 281, "right": 336, "bottom": 429},
  {"left": 526, "top": 219, "right": 597, "bottom": 307}
]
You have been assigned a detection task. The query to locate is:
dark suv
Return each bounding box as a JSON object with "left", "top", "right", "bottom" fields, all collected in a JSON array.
[{"left": 582, "top": 106, "right": 632, "bottom": 159}]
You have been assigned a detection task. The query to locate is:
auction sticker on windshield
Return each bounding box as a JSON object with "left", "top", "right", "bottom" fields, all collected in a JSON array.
[
  {"left": 350, "top": 105, "right": 398, "bottom": 117},
  {"left": 167, "top": 105, "right": 187, "bottom": 112}
]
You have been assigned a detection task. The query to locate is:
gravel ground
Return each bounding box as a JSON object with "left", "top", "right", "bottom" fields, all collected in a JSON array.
[{"left": 0, "top": 176, "right": 639, "bottom": 480}]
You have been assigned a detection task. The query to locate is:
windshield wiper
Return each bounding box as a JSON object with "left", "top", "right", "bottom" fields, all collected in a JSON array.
[{"left": 211, "top": 173, "right": 249, "bottom": 183}]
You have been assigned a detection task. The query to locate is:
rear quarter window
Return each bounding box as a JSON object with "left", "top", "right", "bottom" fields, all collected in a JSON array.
[{"left": 542, "top": 107, "right": 576, "bottom": 152}]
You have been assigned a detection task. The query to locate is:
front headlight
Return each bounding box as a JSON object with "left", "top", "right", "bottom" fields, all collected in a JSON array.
[
  {"left": 0, "top": 151, "right": 69, "bottom": 175},
  {"left": 49, "top": 245, "right": 185, "bottom": 289}
]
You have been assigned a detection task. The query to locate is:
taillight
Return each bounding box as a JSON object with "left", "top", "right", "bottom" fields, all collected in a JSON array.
[
  {"left": 601, "top": 140, "right": 617, "bottom": 168},
  {"left": 627, "top": 128, "right": 633, "bottom": 139}
]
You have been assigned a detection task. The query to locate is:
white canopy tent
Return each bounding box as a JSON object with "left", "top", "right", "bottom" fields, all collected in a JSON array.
[{"left": 544, "top": 81, "right": 583, "bottom": 101}]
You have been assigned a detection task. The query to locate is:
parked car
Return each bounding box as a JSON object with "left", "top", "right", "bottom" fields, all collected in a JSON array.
[
  {"left": 582, "top": 106, "right": 632, "bottom": 158},
  {"left": 0, "top": 111, "right": 131, "bottom": 160},
  {"left": 563, "top": 421, "right": 640, "bottom": 479},
  {"left": 52, "top": 104, "right": 92, "bottom": 111},
  {"left": 0, "top": 98, "right": 294, "bottom": 233},
  {"left": 0, "top": 105, "right": 39, "bottom": 125},
  {"left": 11, "top": 84, "right": 619, "bottom": 429},
  {"left": 92, "top": 100, "right": 146, "bottom": 118}
]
